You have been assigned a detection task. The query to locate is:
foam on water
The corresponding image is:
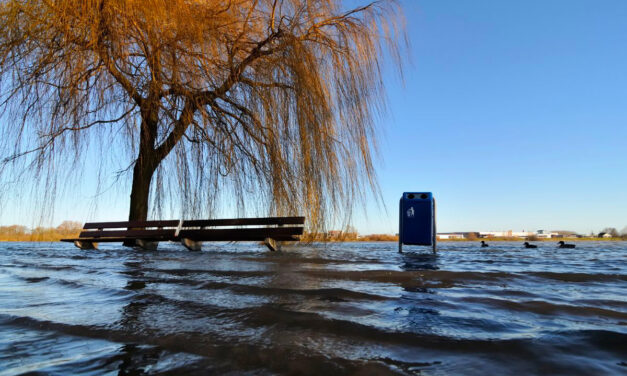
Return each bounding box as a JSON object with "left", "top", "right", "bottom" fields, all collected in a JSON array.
[{"left": 0, "top": 241, "right": 625, "bottom": 375}]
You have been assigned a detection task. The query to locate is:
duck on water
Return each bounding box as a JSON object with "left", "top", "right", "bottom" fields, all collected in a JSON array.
[
  {"left": 524, "top": 242, "right": 537, "bottom": 248},
  {"left": 480, "top": 240, "right": 489, "bottom": 247},
  {"left": 557, "top": 241, "right": 575, "bottom": 248}
]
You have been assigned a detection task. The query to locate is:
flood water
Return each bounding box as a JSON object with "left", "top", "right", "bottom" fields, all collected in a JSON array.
[{"left": 0, "top": 241, "right": 625, "bottom": 375}]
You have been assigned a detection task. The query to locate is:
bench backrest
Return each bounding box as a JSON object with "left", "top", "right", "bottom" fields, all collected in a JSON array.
[
  {"left": 180, "top": 216, "right": 305, "bottom": 228},
  {"left": 178, "top": 217, "right": 305, "bottom": 241},
  {"left": 79, "top": 220, "right": 180, "bottom": 239},
  {"left": 83, "top": 220, "right": 180, "bottom": 230},
  {"left": 76, "top": 217, "right": 304, "bottom": 240}
]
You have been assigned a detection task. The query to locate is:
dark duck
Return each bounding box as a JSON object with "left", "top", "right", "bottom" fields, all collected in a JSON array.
[
  {"left": 524, "top": 242, "right": 537, "bottom": 248},
  {"left": 480, "top": 240, "right": 489, "bottom": 247},
  {"left": 557, "top": 241, "right": 575, "bottom": 249}
]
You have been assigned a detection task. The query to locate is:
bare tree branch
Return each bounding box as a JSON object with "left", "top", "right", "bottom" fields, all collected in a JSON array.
[{"left": 0, "top": 0, "right": 406, "bottom": 229}]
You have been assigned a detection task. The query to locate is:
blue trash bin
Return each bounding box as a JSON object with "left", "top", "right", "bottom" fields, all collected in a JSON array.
[{"left": 399, "top": 192, "right": 436, "bottom": 253}]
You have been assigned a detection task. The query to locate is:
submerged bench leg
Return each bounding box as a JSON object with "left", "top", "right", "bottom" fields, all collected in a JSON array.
[
  {"left": 74, "top": 241, "right": 97, "bottom": 250},
  {"left": 181, "top": 238, "right": 202, "bottom": 251},
  {"left": 264, "top": 238, "right": 281, "bottom": 252},
  {"left": 135, "top": 239, "right": 159, "bottom": 251}
]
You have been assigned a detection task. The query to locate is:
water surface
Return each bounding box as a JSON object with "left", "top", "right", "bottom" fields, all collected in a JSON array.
[{"left": 0, "top": 241, "right": 625, "bottom": 375}]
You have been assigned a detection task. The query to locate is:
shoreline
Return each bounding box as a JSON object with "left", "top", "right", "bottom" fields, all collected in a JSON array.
[
  {"left": 436, "top": 237, "right": 625, "bottom": 242},
  {"left": 1, "top": 238, "right": 624, "bottom": 243}
]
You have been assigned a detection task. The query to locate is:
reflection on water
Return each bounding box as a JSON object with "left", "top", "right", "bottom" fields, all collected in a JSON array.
[
  {"left": 401, "top": 252, "right": 439, "bottom": 271},
  {"left": 0, "top": 241, "right": 626, "bottom": 375}
]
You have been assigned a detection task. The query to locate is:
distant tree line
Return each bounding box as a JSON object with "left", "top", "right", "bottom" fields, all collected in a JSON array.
[
  {"left": 599, "top": 227, "right": 627, "bottom": 239},
  {"left": 0, "top": 221, "right": 82, "bottom": 241},
  {"left": 1, "top": 223, "right": 623, "bottom": 242},
  {"left": 301, "top": 228, "right": 397, "bottom": 242}
]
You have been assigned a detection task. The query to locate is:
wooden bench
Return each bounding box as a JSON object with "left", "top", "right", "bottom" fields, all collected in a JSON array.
[
  {"left": 60, "top": 217, "right": 305, "bottom": 251},
  {"left": 60, "top": 220, "right": 180, "bottom": 251},
  {"left": 178, "top": 217, "right": 305, "bottom": 251}
]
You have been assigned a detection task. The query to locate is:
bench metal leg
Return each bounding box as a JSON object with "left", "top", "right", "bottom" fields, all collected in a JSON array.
[
  {"left": 74, "top": 241, "right": 97, "bottom": 250},
  {"left": 135, "top": 239, "right": 159, "bottom": 251},
  {"left": 264, "top": 238, "right": 280, "bottom": 252},
  {"left": 181, "top": 238, "right": 202, "bottom": 251}
]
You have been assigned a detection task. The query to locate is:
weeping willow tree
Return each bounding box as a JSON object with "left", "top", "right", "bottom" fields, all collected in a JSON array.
[{"left": 0, "top": 0, "right": 404, "bottom": 229}]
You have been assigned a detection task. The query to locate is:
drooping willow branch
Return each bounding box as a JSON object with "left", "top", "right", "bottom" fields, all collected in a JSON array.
[{"left": 0, "top": 0, "right": 406, "bottom": 230}]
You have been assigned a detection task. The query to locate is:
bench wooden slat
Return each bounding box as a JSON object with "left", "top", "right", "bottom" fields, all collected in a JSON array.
[
  {"left": 62, "top": 237, "right": 155, "bottom": 243},
  {"left": 63, "top": 217, "right": 305, "bottom": 250},
  {"left": 79, "top": 229, "right": 177, "bottom": 239},
  {"left": 83, "top": 220, "right": 180, "bottom": 229},
  {"left": 182, "top": 216, "right": 305, "bottom": 228},
  {"left": 178, "top": 227, "right": 303, "bottom": 241}
]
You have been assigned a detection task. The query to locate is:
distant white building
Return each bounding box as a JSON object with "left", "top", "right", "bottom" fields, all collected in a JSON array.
[
  {"left": 437, "top": 233, "right": 466, "bottom": 240},
  {"left": 441, "top": 230, "right": 575, "bottom": 239},
  {"left": 479, "top": 230, "right": 557, "bottom": 239},
  {"left": 479, "top": 230, "right": 534, "bottom": 238},
  {"left": 536, "top": 230, "right": 560, "bottom": 238},
  {"left": 479, "top": 231, "right": 509, "bottom": 237}
]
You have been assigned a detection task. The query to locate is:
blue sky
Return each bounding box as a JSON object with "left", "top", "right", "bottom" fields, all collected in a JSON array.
[
  {"left": 354, "top": 0, "right": 627, "bottom": 234},
  {"left": 1, "top": 0, "right": 626, "bottom": 234}
]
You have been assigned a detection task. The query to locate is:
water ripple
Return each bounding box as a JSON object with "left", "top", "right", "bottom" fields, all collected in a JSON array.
[{"left": 0, "top": 241, "right": 625, "bottom": 375}]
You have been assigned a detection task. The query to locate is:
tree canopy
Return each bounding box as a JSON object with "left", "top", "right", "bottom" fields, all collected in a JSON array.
[{"left": 0, "top": 0, "right": 404, "bottom": 229}]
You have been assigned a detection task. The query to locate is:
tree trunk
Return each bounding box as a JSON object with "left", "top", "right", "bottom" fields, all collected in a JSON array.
[
  {"left": 124, "top": 141, "right": 159, "bottom": 247},
  {"left": 128, "top": 159, "right": 157, "bottom": 222},
  {"left": 126, "top": 101, "right": 192, "bottom": 224},
  {"left": 128, "top": 116, "right": 160, "bottom": 223}
]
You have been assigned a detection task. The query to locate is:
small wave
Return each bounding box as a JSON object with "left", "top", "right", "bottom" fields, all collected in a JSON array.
[
  {"left": 12, "top": 261, "right": 76, "bottom": 272},
  {"left": 374, "top": 357, "right": 442, "bottom": 373},
  {"left": 9, "top": 274, "right": 134, "bottom": 299},
  {"left": 240, "top": 256, "right": 377, "bottom": 265},
  {"left": 0, "top": 314, "right": 405, "bottom": 375},
  {"left": 129, "top": 276, "right": 205, "bottom": 287},
  {"left": 125, "top": 281, "right": 147, "bottom": 290},
  {"left": 142, "top": 267, "right": 275, "bottom": 278},
  {"left": 459, "top": 297, "right": 627, "bottom": 321},
  {"left": 24, "top": 276, "right": 50, "bottom": 283},
  {"left": 196, "top": 281, "right": 390, "bottom": 301},
  {"left": 11, "top": 275, "right": 52, "bottom": 283},
  {"left": 527, "top": 271, "right": 627, "bottom": 283},
  {"left": 301, "top": 269, "right": 514, "bottom": 288},
  {"left": 55, "top": 278, "right": 93, "bottom": 289}
]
